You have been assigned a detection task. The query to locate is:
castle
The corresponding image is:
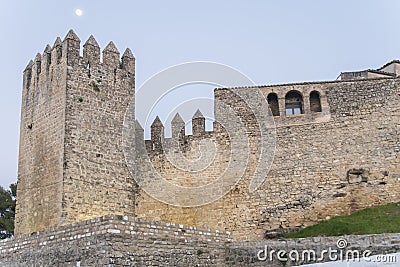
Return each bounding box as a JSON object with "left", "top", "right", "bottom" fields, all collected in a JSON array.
[{"left": 1, "top": 30, "right": 399, "bottom": 266}]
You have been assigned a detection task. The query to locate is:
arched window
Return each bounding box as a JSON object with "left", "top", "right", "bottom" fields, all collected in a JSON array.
[
  {"left": 267, "top": 93, "right": 280, "bottom": 116},
  {"left": 285, "top": 91, "right": 303, "bottom": 115},
  {"left": 310, "top": 91, "right": 322, "bottom": 112}
]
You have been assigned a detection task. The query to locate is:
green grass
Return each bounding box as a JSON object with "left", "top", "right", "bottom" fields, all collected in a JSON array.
[{"left": 285, "top": 202, "right": 400, "bottom": 238}]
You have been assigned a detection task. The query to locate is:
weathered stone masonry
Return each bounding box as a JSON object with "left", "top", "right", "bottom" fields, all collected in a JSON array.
[
  {"left": 1, "top": 215, "right": 231, "bottom": 266},
  {"left": 137, "top": 77, "right": 400, "bottom": 240},
  {"left": 8, "top": 30, "right": 400, "bottom": 265},
  {"left": 1, "top": 215, "right": 399, "bottom": 266},
  {"left": 16, "top": 30, "right": 400, "bottom": 239}
]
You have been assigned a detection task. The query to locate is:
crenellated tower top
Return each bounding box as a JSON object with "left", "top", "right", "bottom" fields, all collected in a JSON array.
[{"left": 23, "top": 29, "right": 136, "bottom": 92}]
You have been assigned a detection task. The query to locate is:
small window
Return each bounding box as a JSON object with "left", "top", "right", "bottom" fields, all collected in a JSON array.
[
  {"left": 56, "top": 47, "right": 62, "bottom": 64},
  {"left": 267, "top": 93, "right": 280, "bottom": 116},
  {"left": 310, "top": 91, "right": 322, "bottom": 112},
  {"left": 36, "top": 61, "right": 41, "bottom": 74},
  {"left": 285, "top": 103, "right": 302, "bottom": 115},
  {"left": 285, "top": 91, "right": 304, "bottom": 115}
]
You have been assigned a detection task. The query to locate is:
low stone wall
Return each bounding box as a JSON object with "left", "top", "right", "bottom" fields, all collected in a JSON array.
[
  {"left": 226, "top": 234, "right": 400, "bottom": 266},
  {"left": 0, "top": 215, "right": 231, "bottom": 266},
  {"left": 1, "top": 215, "right": 399, "bottom": 266}
]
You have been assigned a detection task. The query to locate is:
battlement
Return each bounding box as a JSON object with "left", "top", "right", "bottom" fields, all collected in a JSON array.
[
  {"left": 145, "top": 110, "right": 220, "bottom": 154},
  {"left": 23, "top": 30, "right": 135, "bottom": 92}
]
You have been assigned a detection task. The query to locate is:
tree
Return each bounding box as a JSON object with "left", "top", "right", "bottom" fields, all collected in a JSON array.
[{"left": 0, "top": 183, "right": 16, "bottom": 239}]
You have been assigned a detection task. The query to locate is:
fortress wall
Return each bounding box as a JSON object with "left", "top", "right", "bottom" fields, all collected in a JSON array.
[
  {"left": 145, "top": 131, "right": 231, "bottom": 188},
  {"left": 218, "top": 78, "right": 400, "bottom": 239},
  {"left": 136, "top": 124, "right": 233, "bottom": 229},
  {"left": 15, "top": 40, "right": 67, "bottom": 235},
  {"left": 135, "top": 77, "right": 400, "bottom": 240}
]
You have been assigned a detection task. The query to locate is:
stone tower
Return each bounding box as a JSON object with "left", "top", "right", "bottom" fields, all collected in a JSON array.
[{"left": 15, "top": 30, "right": 136, "bottom": 235}]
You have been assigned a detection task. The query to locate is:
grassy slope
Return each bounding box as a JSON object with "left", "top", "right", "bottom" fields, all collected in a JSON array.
[{"left": 286, "top": 202, "right": 400, "bottom": 238}]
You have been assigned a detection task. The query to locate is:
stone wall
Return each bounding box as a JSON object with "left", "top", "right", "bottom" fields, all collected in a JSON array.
[
  {"left": 0, "top": 215, "right": 231, "bottom": 267},
  {"left": 226, "top": 233, "right": 400, "bottom": 266},
  {"left": 15, "top": 37, "right": 67, "bottom": 235},
  {"left": 62, "top": 32, "right": 136, "bottom": 224},
  {"left": 136, "top": 77, "right": 400, "bottom": 240},
  {"left": 1, "top": 215, "right": 399, "bottom": 266}
]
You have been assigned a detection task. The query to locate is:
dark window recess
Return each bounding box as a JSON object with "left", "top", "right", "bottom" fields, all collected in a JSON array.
[
  {"left": 56, "top": 46, "right": 62, "bottom": 64},
  {"left": 267, "top": 93, "right": 280, "bottom": 116},
  {"left": 310, "top": 91, "right": 322, "bottom": 112}
]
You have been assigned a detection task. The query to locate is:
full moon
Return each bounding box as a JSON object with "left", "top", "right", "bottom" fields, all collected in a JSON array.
[{"left": 75, "top": 9, "right": 83, "bottom": 16}]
